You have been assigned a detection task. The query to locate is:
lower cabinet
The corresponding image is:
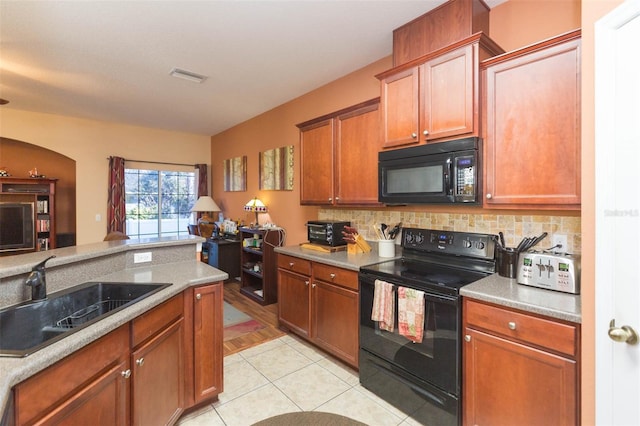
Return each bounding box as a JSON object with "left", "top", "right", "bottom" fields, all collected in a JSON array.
[
  {"left": 277, "top": 254, "right": 359, "bottom": 368},
  {"left": 13, "top": 283, "right": 223, "bottom": 426},
  {"left": 462, "top": 298, "right": 580, "bottom": 426}
]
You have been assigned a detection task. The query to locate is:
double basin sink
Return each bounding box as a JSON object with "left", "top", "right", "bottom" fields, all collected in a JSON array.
[{"left": 0, "top": 282, "right": 171, "bottom": 357}]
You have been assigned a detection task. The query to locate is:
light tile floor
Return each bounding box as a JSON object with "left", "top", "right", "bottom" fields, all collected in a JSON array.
[{"left": 178, "top": 335, "right": 427, "bottom": 426}]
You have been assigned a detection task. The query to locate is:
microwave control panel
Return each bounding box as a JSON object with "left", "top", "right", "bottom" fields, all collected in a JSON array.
[{"left": 453, "top": 155, "right": 477, "bottom": 202}]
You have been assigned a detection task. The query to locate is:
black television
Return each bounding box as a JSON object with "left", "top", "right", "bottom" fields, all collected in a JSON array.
[{"left": 0, "top": 202, "right": 35, "bottom": 252}]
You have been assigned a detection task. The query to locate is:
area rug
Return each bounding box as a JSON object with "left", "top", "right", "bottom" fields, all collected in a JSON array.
[
  {"left": 223, "top": 301, "right": 251, "bottom": 327},
  {"left": 252, "top": 412, "right": 367, "bottom": 426},
  {"left": 223, "top": 301, "right": 266, "bottom": 341}
]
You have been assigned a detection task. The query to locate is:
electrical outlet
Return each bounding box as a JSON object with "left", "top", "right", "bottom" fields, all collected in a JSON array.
[
  {"left": 133, "top": 252, "right": 152, "bottom": 263},
  {"left": 552, "top": 234, "right": 567, "bottom": 251}
]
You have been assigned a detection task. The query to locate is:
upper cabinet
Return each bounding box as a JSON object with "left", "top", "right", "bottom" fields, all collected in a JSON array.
[
  {"left": 298, "top": 98, "right": 382, "bottom": 206},
  {"left": 378, "top": 33, "right": 504, "bottom": 149},
  {"left": 482, "top": 30, "right": 581, "bottom": 210},
  {"left": 392, "top": 0, "right": 490, "bottom": 67}
]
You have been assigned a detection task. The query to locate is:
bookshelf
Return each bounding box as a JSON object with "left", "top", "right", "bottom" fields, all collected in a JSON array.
[{"left": 0, "top": 177, "right": 57, "bottom": 253}]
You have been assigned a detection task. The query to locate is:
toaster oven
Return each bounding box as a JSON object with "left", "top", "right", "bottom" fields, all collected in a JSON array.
[{"left": 307, "top": 221, "right": 351, "bottom": 246}]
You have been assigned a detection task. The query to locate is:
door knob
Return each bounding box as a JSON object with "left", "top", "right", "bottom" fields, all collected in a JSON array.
[{"left": 608, "top": 319, "right": 638, "bottom": 344}]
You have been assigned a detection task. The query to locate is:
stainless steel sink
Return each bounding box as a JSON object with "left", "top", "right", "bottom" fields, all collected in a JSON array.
[{"left": 0, "top": 282, "right": 171, "bottom": 357}]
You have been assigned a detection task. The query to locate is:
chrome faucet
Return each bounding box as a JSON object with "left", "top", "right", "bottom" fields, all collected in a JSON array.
[{"left": 25, "top": 255, "right": 56, "bottom": 301}]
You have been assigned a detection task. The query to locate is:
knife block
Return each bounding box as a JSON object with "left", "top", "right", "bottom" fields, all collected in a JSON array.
[{"left": 347, "top": 235, "right": 371, "bottom": 254}]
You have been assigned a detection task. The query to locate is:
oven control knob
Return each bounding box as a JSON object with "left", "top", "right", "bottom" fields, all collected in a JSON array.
[
  {"left": 475, "top": 241, "right": 485, "bottom": 250},
  {"left": 405, "top": 233, "right": 414, "bottom": 244},
  {"left": 463, "top": 240, "right": 472, "bottom": 248},
  {"left": 414, "top": 234, "right": 424, "bottom": 244}
]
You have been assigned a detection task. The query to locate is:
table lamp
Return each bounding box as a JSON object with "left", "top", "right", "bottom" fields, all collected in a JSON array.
[
  {"left": 244, "top": 197, "right": 267, "bottom": 228},
  {"left": 191, "top": 196, "right": 221, "bottom": 237}
]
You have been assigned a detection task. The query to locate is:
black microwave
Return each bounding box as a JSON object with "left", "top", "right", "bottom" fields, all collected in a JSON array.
[
  {"left": 307, "top": 221, "right": 351, "bottom": 246},
  {"left": 378, "top": 137, "right": 481, "bottom": 205}
]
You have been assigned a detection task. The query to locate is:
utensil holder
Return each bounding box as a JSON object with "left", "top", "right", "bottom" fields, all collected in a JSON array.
[
  {"left": 378, "top": 240, "right": 396, "bottom": 258},
  {"left": 496, "top": 246, "right": 518, "bottom": 278}
]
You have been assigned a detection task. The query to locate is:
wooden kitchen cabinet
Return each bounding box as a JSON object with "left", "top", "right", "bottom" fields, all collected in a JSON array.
[
  {"left": 462, "top": 298, "right": 580, "bottom": 426},
  {"left": 298, "top": 98, "right": 381, "bottom": 206},
  {"left": 13, "top": 325, "right": 130, "bottom": 426},
  {"left": 482, "top": 30, "right": 581, "bottom": 209},
  {"left": 277, "top": 254, "right": 359, "bottom": 368},
  {"left": 190, "top": 282, "right": 223, "bottom": 404},
  {"left": 13, "top": 286, "right": 224, "bottom": 425},
  {"left": 378, "top": 33, "right": 503, "bottom": 148},
  {"left": 130, "top": 294, "right": 185, "bottom": 426},
  {"left": 277, "top": 255, "right": 311, "bottom": 338}
]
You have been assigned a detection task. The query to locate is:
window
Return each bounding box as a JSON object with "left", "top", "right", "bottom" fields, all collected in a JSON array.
[{"left": 125, "top": 168, "right": 197, "bottom": 239}]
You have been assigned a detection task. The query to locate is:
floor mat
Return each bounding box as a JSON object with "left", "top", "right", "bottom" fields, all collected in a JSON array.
[
  {"left": 224, "top": 319, "right": 266, "bottom": 341},
  {"left": 223, "top": 301, "right": 251, "bottom": 327}
]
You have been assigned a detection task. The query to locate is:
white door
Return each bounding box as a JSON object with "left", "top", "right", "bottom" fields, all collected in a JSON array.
[{"left": 595, "top": 1, "right": 640, "bottom": 425}]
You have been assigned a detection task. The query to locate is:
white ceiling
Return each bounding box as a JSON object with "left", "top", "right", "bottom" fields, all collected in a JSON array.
[{"left": 0, "top": 0, "right": 505, "bottom": 136}]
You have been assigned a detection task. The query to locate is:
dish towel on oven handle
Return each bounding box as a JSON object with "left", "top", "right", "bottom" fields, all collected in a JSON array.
[
  {"left": 371, "top": 279, "right": 395, "bottom": 332},
  {"left": 398, "top": 286, "right": 425, "bottom": 343}
]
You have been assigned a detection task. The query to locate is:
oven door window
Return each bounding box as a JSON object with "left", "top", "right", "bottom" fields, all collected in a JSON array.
[{"left": 360, "top": 278, "right": 460, "bottom": 395}]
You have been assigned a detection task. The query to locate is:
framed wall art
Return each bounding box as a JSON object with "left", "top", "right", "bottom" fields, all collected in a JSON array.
[
  {"left": 259, "top": 145, "right": 294, "bottom": 191},
  {"left": 223, "top": 155, "right": 247, "bottom": 192}
]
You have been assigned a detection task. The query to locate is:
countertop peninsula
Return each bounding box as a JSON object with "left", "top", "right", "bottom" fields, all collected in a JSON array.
[{"left": 0, "top": 236, "right": 227, "bottom": 419}]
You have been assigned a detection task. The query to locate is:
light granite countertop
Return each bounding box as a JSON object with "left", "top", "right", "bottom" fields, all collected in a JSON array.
[
  {"left": 0, "top": 238, "right": 227, "bottom": 419},
  {"left": 460, "top": 274, "right": 581, "bottom": 323},
  {"left": 277, "top": 244, "right": 581, "bottom": 324},
  {"left": 275, "top": 244, "right": 401, "bottom": 271}
]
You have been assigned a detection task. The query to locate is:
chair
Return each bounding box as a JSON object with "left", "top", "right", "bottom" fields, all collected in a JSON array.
[
  {"left": 103, "top": 231, "right": 130, "bottom": 241},
  {"left": 187, "top": 225, "right": 200, "bottom": 236}
]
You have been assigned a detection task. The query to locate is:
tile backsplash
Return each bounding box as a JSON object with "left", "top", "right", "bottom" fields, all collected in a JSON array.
[{"left": 319, "top": 209, "right": 581, "bottom": 253}]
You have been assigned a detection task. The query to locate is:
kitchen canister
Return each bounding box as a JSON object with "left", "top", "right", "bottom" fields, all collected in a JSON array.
[{"left": 378, "top": 239, "right": 396, "bottom": 258}]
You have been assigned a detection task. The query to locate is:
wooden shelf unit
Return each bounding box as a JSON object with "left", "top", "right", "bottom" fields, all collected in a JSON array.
[
  {"left": 0, "top": 177, "right": 57, "bottom": 254},
  {"left": 239, "top": 227, "right": 283, "bottom": 305}
]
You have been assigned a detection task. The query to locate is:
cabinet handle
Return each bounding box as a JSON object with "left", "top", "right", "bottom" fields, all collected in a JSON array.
[
  {"left": 305, "top": 280, "right": 309, "bottom": 286},
  {"left": 121, "top": 369, "right": 131, "bottom": 379},
  {"left": 196, "top": 293, "right": 201, "bottom": 300},
  {"left": 335, "top": 197, "right": 340, "bottom": 201},
  {"left": 328, "top": 197, "right": 332, "bottom": 202},
  {"left": 312, "top": 283, "right": 316, "bottom": 288},
  {"left": 486, "top": 193, "right": 493, "bottom": 199},
  {"left": 411, "top": 133, "right": 417, "bottom": 138},
  {"left": 136, "top": 358, "right": 145, "bottom": 366},
  {"left": 423, "top": 130, "right": 429, "bottom": 136},
  {"left": 464, "top": 335, "right": 471, "bottom": 342},
  {"left": 289, "top": 262, "right": 294, "bottom": 268},
  {"left": 330, "top": 273, "right": 336, "bottom": 280},
  {"left": 508, "top": 321, "right": 517, "bottom": 330}
]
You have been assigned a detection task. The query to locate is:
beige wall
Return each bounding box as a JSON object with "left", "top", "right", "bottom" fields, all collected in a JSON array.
[{"left": 0, "top": 108, "right": 210, "bottom": 244}]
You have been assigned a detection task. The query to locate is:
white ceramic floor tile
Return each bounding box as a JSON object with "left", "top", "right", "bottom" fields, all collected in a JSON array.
[
  {"left": 285, "top": 338, "right": 328, "bottom": 362},
  {"left": 273, "top": 363, "right": 351, "bottom": 411},
  {"left": 316, "top": 356, "right": 360, "bottom": 386},
  {"left": 238, "top": 337, "right": 285, "bottom": 359},
  {"left": 178, "top": 406, "right": 225, "bottom": 426},
  {"left": 244, "top": 343, "right": 314, "bottom": 381},
  {"left": 215, "top": 383, "right": 301, "bottom": 426},
  {"left": 215, "top": 358, "right": 270, "bottom": 405},
  {"left": 224, "top": 352, "right": 244, "bottom": 366},
  {"left": 316, "top": 387, "right": 403, "bottom": 426}
]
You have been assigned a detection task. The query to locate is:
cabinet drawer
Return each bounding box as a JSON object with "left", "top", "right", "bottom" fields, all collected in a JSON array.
[
  {"left": 313, "top": 263, "right": 358, "bottom": 291},
  {"left": 464, "top": 299, "right": 578, "bottom": 358},
  {"left": 132, "top": 293, "right": 183, "bottom": 348},
  {"left": 278, "top": 254, "right": 311, "bottom": 276}
]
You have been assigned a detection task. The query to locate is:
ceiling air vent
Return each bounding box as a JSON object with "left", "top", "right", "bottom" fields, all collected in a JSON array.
[{"left": 169, "top": 68, "right": 207, "bottom": 84}]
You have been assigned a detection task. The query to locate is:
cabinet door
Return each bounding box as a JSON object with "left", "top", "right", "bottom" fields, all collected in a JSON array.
[
  {"left": 32, "top": 360, "right": 130, "bottom": 426},
  {"left": 278, "top": 269, "right": 310, "bottom": 337},
  {"left": 380, "top": 67, "right": 420, "bottom": 148},
  {"left": 422, "top": 44, "right": 475, "bottom": 141},
  {"left": 300, "top": 119, "right": 334, "bottom": 204},
  {"left": 463, "top": 328, "right": 577, "bottom": 426},
  {"left": 193, "top": 283, "right": 223, "bottom": 403},
  {"left": 132, "top": 318, "right": 185, "bottom": 426},
  {"left": 483, "top": 36, "right": 581, "bottom": 208},
  {"left": 335, "top": 102, "right": 381, "bottom": 205},
  {"left": 311, "top": 280, "right": 359, "bottom": 368}
]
